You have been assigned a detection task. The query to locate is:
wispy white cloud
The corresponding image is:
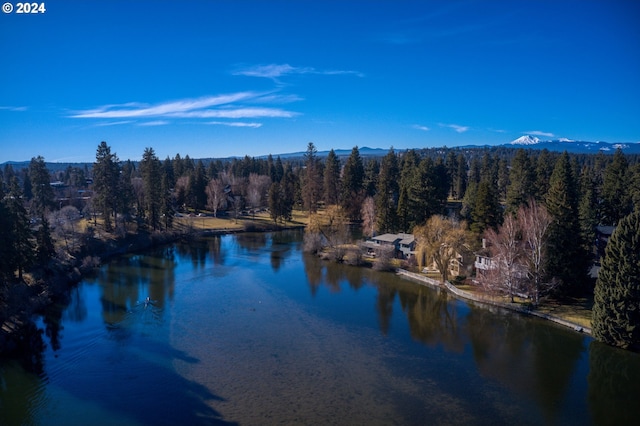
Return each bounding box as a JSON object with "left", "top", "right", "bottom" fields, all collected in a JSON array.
[
  {"left": 0, "top": 106, "right": 28, "bottom": 112},
  {"left": 439, "top": 123, "right": 469, "bottom": 133},
  {"left": 412, "top": 124, "right": 430, "bottom": 131},
  {"left": 138, "top": 120, "right": 170, "bottom": 126},
  {"left": 70, "top": 92, "right": 259, "bottom": 119},
  {"left": 206, "top": 121, "right": 262, "bottom": 128},
  {"left": 250, "top": 93, "right": 304, "bottom": 104},
  {"left": 69, "top": 92, "right": 300, "bottom": 122},
  {"left": 233, "top": 63, "right": 364, "bottom": 80},
  {"left": 171, "top": 108, "right": 296, "bottom": 119},
  {"left": 94, "top": 120, "right": 135, "bottom": 127},
  {"left": 526, "top": 130, "right": 555, "bottom": 137}
]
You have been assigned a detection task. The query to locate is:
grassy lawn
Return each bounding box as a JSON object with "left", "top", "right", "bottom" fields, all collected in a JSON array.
[
  {"left": 452, "top": 282, "right": 593, "bottom": 328},
  {"left": 81, "top": 210, "right": 311, "bottom": 235},
  {"left": 536, "top": 297, "right": 593, "bottom": 329},
  {"left": 175, "top": 209, "right": 310, "bottom": 231}
]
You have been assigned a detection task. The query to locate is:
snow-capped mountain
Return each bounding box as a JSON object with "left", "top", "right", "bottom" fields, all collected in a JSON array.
[
  {"left": 507, "top": 136, "right": 640, "bottom": 154},
  {"left": 510, "top": 135, "right": 540, "bottom": 145}
]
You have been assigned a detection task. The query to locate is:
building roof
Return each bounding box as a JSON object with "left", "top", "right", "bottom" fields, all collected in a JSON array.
[
  {"left": 372, "top": 233, "right": 402, "bottom": 243},
  {"left": 398, "top": 234, "right": 415, "bottom": 245},
  {"left": 371, "top": 232, "right": 415, "bottom": 245}
]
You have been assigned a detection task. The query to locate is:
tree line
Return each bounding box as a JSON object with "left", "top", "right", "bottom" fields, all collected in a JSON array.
[{"left": 2, "top": 141, "right": 639, "bottom": 350}]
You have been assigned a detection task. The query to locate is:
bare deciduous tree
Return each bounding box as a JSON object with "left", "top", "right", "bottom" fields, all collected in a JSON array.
[
  {"left": 519, "top": 199, "right": 553, "bottom": 305},
  {"left": 247, "top": 173, "right": 271, "bottom": 216},
  {"left": 49, "top": 205, "right": 81, "bottom": 252},
  {"left": 206, "top": 178, "right": 226, "bottom": 217},
  {"left": 414, "top": 216, "right": 471, "bottom": 283},
  {"left": 360, "top": 196, "right": 377, "bottom": 238},
  {"left": 482, "top": 214, "right": 524, "bottom": 302}
]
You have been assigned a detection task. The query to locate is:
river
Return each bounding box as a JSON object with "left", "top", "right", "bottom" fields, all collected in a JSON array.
[{"left": 1, "top": 230, "right": 639, "bottom": 425}]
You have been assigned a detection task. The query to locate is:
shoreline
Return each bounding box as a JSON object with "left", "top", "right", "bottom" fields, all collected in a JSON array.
[
  {"left": 0, "top": 221, "right": 304, "bottom": 355},
  {"left": 2, "top": 223, "right": 590, "bottom": 358},
  {"left": 395, "top": 269, "right": 592, "bottom": 336}
]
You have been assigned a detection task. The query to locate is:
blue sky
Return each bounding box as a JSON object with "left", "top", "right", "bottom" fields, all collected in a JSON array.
[{"left": 1, "top": 0, "right": 639, "bottom": 163}]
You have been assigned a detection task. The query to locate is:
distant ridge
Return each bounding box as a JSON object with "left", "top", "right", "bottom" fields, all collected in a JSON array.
[
  {"left": 3, "top": 140, "right": 639, "bottom": 168},
  {"left": 506, "top": 136, "right": 640, "bottom": 154},
  {"left": 259, "top": 146, "right": 392, "bottom": 160}
]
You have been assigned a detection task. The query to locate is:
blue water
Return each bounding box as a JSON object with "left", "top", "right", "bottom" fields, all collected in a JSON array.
[{"left": 1, "top": 231, "right": 639, "bottom": 425}]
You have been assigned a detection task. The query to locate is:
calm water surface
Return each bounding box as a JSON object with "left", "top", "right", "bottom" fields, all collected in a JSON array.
[{"left": 2, "top": 230, "right": 640, "bottom": 425}]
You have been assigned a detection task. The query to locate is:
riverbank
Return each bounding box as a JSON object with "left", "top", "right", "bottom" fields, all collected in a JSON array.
[
  {"left": 1, "top": 211, "right": 308, "bottom": 356},
  {"left": 396, "top": 269, "right": 592, "bottom": 335}
]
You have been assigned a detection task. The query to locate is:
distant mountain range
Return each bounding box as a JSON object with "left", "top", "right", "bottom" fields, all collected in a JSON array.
[
  {"left": 505, "top": 136, "right": 640, "bottom": 154},
  {"left": 2, "top": 139, "right": 639, "bottom": 168},
  {"left": 265, "top": 146, "right": 390, "bottom": 160}
]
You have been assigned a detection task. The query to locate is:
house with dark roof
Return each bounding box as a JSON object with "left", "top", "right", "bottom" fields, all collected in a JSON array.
[{"left": 362, "top": 233, "right": 416, "bottom": 259}]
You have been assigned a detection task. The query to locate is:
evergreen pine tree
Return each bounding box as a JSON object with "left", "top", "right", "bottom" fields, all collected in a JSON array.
[
  {"left": 161, "top": 161, "right": 175, "bottom": 230},
  {"left": 302, "top": 142, "right": 321, "bottom": 213},
  {"left": 578, "top": 166, "right": 598, "bottom": 260},
  {"left": 397, "top": 150, "right": 419, "bottom": 232},
  {"left": 544, "top": 151, "right": 589, "bottom": 294},
  {"left": 268, "top": 182, "right": 282, "bottom": 223},
  {"left": 460, "top": 181, "right": 477, "bottom": 222},
  {"left": 432, "top": 157, "right": 450, "bottom": 211},
  {"left": 163, "top": 157, "right": 176, "bottom": 188},
  {"left": 470, "top": 179, "right": 501, "bottom": 234},
  {"left": 188, "top": 160, "right": 207, "bottom": 211},
  {"left": 29, "top": 156, "right": 55, "bottom": 219},
  {"left": 534, "top": 149, "right": 554, "bottom": 200},
  {"left": 505, "top": 149, "right": 535, "bottom": 214},
  {"left": 412, "top": 157, "right": 438, "bottom": 226},
  {"left": 592, "top": 210, "right": 640, "bottom": 351},
  {"left": 323, "top": 149, "right": 341, "bottom": 206},
  {"left": 93, "top": 142, "right": 121, "bottom": 232},
  {"left": 141, "top": 148, "right": 163, "bottom": 230},
  {"left": 444, "top": 151, "right": 458, "bottom": 199},
  {"left": 601, "top": 149, "right": 632, "bottom": 225},
  {"left": 6, "top": 177, "right": 34, "bottom": 280},
  {"left": 119, "top": 160, "right": 136, "bottom": 227},
  {"left": 375, "top": 148, "right": 399, "bottom": 233},
  {"left": 340, "top": 146, "right": 364, "bottom": 219},
  {"left": 496, "top": 158, "right": 509, "bottom": 202},
  {"left": 173, "top": 153, "right": 185, "bottom": 180},
  {"left": 35, "top": 218, "right": 55, "bottom": 267},
  {"left": 363, "top": 159, "right": 379, "bottom": 197},
  {"left": 454, "top": 153, "right": 468, "bottom": 201},
  {"left": 0, "top": 185, "right": 15, "bottom": 279},
  {"left": 631, "top": 163, "right": 640, "bottom": 213},
  {"left": 274, "top": 156, "right": 285, "bottom": 183}
]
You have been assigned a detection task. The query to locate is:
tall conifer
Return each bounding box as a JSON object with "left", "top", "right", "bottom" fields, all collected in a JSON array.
[
  {"left": 340, "top": 147, "right": 364, "bottom": 219},
  {"left": 141, "top": 147, "right": 162, "bottom": 230},
  {"left": 324, "top": 149, "right": 341, "bottom": 206},
  {"left": 505, "top": 149, "right": 535, "bottom": 214},
  {"left": 544, "top": 152, "right": 589, "bottom": 293},
  {"left": 93, "top": 142, "right": 120, "bottom": 232},
  {"left": 601, "top": 149, "right": 632, "bottom": 225},
  {"left": 592, "top": 211, "right": 640, "bottom": 351},
  {"left": 375, "top": 148, "right": 399, "bottom": 233}
]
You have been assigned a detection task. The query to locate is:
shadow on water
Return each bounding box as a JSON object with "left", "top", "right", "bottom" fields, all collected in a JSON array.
[
  {"left": 57, "top": 334, "right": 236, "bottom": 426},
  {"left": 1, "top": 242, "right": 238, "bottom": 426},
  {"left": 1, "top": 331, "right": 237, "bottom": 426},
  {"left": 299, "top": 252, "right": 604, "bottom": 424},
  {"left": 588, "top": 341, "right": 640, "bottom": 424},
  {"left": 4, "top": 231, "right": 640, "bottom": 425}
]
